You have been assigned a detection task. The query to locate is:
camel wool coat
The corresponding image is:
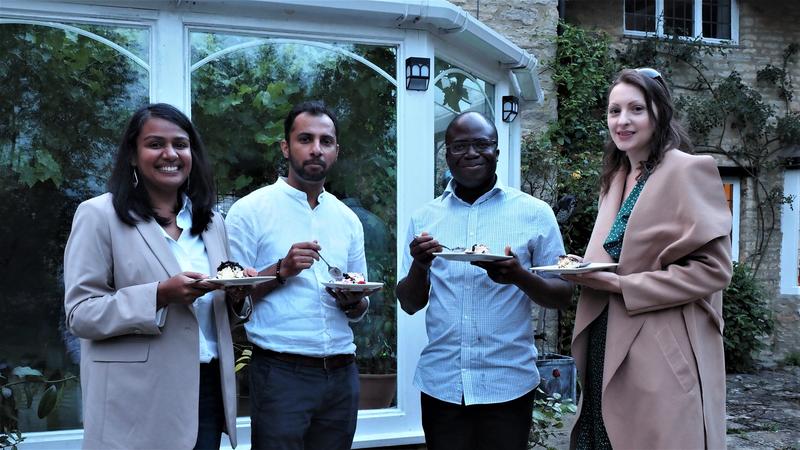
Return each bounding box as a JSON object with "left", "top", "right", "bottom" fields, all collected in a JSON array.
[
  {"left": 64, "top": 193, "right": 249, "bottom": 449},
  {"left": 570, "top": 150, "right": 733, "bottom": 449}
]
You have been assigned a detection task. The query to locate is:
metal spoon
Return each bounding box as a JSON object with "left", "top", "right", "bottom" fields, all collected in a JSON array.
[{"left": 317, "top": 251, "right": 344, "bottom": 281}]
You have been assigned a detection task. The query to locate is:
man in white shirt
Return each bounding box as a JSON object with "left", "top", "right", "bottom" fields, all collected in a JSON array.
[{"left": 225, "top": 101, "right": 375, "bottom": 450}]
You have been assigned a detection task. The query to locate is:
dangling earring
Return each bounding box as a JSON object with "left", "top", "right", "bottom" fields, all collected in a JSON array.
[{"left": 132, "top": 168, "right": 139, "bottom": 188}]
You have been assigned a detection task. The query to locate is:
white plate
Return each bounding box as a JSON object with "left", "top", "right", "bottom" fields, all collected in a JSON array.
[
  {"left": 205, "top": 276, "right": 275, "bottom": 286},
  {"left": 321, "top": 281, "right": 384, "bottom": 292},
  {"left": 433, "top": 252, "right": 513, "bottom": 262},
  {"left": 529, "top": 263, "right": 619, "bottom": 274}
]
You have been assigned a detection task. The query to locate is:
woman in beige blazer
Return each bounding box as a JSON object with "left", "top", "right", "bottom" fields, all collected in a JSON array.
[
  {"left": 64, "top": 104, "right": 253, "bottom": 450},
  {"left": 563, "top": 69, "right": 733, "bottom": 449}
]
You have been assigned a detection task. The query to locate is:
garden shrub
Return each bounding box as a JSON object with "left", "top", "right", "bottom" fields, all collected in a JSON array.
[{"left": 723, "top": 262, "right": 774, "bottom": 373}]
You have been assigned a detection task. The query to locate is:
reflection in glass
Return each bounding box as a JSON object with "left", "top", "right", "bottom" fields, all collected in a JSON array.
[
  {"left": 190, "top": 32, "right": 398, "bottom": 412},
  {"left": 0, "top": 23, "right": 149, "bottom": 433},
  {"left": 433, "top": 58, "right": 495, "bottom": 196}
]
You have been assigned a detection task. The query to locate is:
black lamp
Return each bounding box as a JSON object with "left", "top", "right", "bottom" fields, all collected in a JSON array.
[
  {"left": 502, "top": 95, "right": 519, "bottom": 122},
  {"left": 405, "top": 57, "right": 431, "bottom": 91}
]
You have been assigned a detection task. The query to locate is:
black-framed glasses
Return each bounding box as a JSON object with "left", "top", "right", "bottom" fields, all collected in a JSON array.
[{"left": 446, "top": 139, "right": 498, "bottom": 156}]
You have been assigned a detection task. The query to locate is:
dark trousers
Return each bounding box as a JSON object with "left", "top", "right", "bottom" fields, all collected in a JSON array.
[
  {"left": 421, "top": 390, "right": 535, "bottom": 450},
  {"left": 194, "top": 359, "right": 225, "bottom": 450},
  {"left": 248, "top": 349, "right": 359, "bottom": 450}
]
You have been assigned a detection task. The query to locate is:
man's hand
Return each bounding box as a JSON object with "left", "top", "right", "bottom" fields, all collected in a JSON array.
[
  {"left": 409, "top": 232, "right": 443, "bottom": 270},
  {"left": 471, "top": 245, "right": 526, "bottom": 285},
  {"left": 280, "top": 241, "right": 321, "bottom": 278},
  {"left": 326, "top": 287, "right": 377, "bottom": 318}
]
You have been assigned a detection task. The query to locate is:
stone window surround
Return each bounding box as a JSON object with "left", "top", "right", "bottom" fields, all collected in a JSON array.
[{"left": 623, "top": 0, "right": 740, "bottom": 44}]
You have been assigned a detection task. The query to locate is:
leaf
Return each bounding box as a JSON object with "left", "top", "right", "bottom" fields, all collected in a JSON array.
[{"left": 37, "top": 385, "right": 58, "bottom": 418}]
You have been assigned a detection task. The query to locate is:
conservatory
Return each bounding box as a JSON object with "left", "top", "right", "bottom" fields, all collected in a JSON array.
[{"left": 0, "top": 0, "right": 543, "bottom": 448}]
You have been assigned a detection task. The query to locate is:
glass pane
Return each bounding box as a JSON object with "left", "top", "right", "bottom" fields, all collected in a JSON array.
[
  {"left": 702, "top": 0, "right": 731, "bottom": 39},
  {"left": 625, "top": 0, "right": 656, "bottom": 32},
  {"left": 433, "top": 58, "right": 495, "bottom": 197},
  {"left": 190, "top": 32, "right": 398, "bottom": 412},
  {"left": 0, "top": 23, "right": 149, "bottom": 435},
  {"left": 664, "top": 0, "right": 694, "bottom": 36}
]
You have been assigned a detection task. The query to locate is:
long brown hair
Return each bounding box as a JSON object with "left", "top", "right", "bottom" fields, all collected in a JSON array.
[{"left": 599, "top": 68, "right": 693, "bottom": 194}]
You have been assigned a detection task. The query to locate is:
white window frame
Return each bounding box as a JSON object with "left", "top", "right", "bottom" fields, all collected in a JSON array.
[
  {"left": 623, "top": 0, "right": 740, "bottom": 45},
  {"left": 721, "top": 176, "right": 740, "bottom": 261},
  {"left": 1, "top": 1, "right": 536, "bottom": 448},
  {"left": 780, "top": 170, "right": 800, "bottom": 295}
]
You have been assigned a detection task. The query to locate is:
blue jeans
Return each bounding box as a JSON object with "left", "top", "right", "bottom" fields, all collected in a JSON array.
[
  {"left": 194, "top": 360, "right": 224, "bottom": 450},
  {"left": 249, "top": 350, "right": 359, "bottom": 450}
]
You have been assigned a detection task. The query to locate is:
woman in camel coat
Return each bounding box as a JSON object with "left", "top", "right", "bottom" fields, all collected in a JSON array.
[{"left": 563, "top": 69, "right": 733, "bottom": 449}]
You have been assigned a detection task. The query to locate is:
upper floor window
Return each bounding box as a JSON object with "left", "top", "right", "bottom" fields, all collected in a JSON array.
[{"left": 624, "top": 0, "right": 737, "bottom": 43}]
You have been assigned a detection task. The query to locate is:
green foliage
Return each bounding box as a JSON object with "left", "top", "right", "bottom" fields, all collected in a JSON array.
[
  {"left": 1, "top": 365, "right": 77, "bottom": 449},
  {"left": 723, "top": 262, "right": 774, "bottom": 373},
  {"left": 780, "top": 351, "right": 800, "bottom": 367},
  {"left": 528, "top": 388, "right": 577, "bottom": 450},
  {"left": 1, "top": 25, "right": 143, "bottom": 443},
  {"left": 781, "top": 351, "right": 800, "bottom": 367},
  {"left": 521, "top": 22, "right": 617, "bottom": 354}
]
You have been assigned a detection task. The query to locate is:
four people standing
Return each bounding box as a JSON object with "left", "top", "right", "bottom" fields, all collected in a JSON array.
[{"left": 64, "top": 74, "right": 733, "bottom": 449}]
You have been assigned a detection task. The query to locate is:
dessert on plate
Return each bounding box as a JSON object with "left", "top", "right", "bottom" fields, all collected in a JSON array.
[
  {"left": 338, "top": 272, "right": 366, "bottom": 284},
  {"left": 463, "top": 244, "right": 491, "bottom": 254},
  {"left": 557, "top": 255, "right": 583, "bottom": 269},
  {"left": 216, "top": 261, "right": 245, "bottom": 279}
]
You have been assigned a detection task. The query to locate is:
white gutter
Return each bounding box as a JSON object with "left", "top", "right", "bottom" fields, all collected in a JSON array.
[
  {"left": 198, "top": 0, "right": 545, "bottom": 102},
  {"left": 3, "top": 0, "right": 544, "bottom": 102}
]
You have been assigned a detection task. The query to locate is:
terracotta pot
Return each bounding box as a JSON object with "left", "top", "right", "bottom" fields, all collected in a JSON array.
[{"left": 358, "top": 373, "right": 397, "bottom": 409}]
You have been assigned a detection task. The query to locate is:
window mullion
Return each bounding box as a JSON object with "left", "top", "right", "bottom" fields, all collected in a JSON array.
[{"left": 694, "top": 0, "right": 703, "bottom": 38}]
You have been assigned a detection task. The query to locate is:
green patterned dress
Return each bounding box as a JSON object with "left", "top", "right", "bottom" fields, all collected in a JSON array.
[{"left": 574, "top": 175, "right": 647, "bottom": 450}]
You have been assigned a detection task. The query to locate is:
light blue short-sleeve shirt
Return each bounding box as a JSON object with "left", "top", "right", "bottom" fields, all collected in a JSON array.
[{"left": 401, "top": 178, "right": 565, "bottom": 405}]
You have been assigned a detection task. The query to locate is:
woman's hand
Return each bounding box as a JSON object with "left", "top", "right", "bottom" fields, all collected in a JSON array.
[
  {"left": 156, "top": 271, "right": 216, "bottom": 308},
  {"left": 561, "top": 270, "right": 622, "bottom": 294}
]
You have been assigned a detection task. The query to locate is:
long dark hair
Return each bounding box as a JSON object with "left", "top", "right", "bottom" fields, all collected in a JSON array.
[
  {"left": 599, "top": 68, "right": 693, "bottom": 194},
  {"left": 107, "top": 103, "right": 215, "bottom": 235}
]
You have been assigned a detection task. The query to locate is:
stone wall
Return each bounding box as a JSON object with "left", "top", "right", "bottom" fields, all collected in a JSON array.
[
  {"left": 448, "top": 0, "right": 560, "bottom": 135},
  {"left": 564, "top": 0, "right": 800, "bottom": 364}
]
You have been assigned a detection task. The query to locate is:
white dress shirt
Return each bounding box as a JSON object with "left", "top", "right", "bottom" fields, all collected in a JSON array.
[
  {"left": 160, "top": 197, "right": 218, "bottom": 363},
  {"left": 401, "top": 178, "right": 566, "bottom": 405},
  {"left": 225, "top": 177, "right": 367, "bottom": 357}
]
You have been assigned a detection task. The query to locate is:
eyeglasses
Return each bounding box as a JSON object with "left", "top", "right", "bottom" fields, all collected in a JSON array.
[
  {"left": 636, "top": 67, "right": 663, "bottom": 80},
  {"left": 446, "top": 139, "right": 498, "bottom": 156}
]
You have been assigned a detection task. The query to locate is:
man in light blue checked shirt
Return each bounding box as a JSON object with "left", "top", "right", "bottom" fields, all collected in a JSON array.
[{"left": 397, "top": 111, "right": 573, "bottom": 450}]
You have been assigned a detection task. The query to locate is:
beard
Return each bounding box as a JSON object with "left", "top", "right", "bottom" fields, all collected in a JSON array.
[{"left": 287, "top": 150, "right": 329, "bottom": 183}]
